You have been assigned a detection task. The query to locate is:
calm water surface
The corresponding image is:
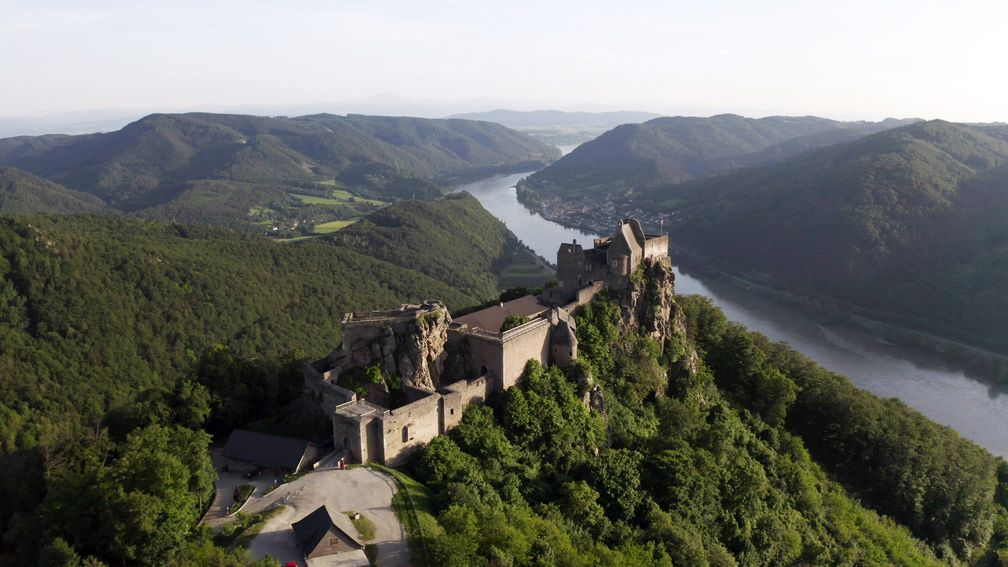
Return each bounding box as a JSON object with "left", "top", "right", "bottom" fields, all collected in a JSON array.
[{"left": 458, "top": 171, "right": 1008, "bottom": 457}]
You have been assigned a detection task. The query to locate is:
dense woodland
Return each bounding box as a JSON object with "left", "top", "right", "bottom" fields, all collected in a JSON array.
[
  {"left": 405, "top": 284, "right": 1008, "bottom": 566},
  {"left": 0, "top": 192, "right": 543, "bottom": 565},
  {"left": 658, "top": 121, "right": 1008, "bottom": 351},
  {"left": 0, "top": 167, "right": 109, "bottom": 215}
]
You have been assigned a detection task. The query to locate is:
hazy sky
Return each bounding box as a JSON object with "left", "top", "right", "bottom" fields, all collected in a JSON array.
[{"left": 2, "top": 0, "right": 1005, "bottom": 121}]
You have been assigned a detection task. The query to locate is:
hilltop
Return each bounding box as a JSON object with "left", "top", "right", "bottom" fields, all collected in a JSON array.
[
  {"left": 0, "top": 112, "right": 560, "bottom": 232},
  {"left": 519, "top": 114, "right": 916, "bottom": 202},
  {"left": 652, "top": 120, "right": 1008, "bottom": 350},
  {"left": 405, "top": 265, "right": 1004, "bottom": 565}
]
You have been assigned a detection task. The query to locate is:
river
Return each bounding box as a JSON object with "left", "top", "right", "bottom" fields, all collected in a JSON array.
[{"left": 457, "top": 171, "right": 1008, "bottom": 457}]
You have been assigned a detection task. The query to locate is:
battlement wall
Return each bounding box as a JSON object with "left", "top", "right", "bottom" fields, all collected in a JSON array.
[
  {"left": 440, "top": 376, "right": 490, "bottom": 431},
  {"left": 501, "top": 317, "right": 552, "bottom": 390},
  {"left": 644, "top": 234, "right": 669, "bottom": 260}
]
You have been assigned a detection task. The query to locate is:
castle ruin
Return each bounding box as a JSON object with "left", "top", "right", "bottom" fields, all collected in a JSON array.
[{"left": 304, "top": 219, "right": 669, "bottom": 466}]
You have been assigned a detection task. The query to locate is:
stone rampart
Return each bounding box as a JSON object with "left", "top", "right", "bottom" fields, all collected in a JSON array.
[
  {"left": 379, "top": 393, "right": 443, "bottom": 467},
  {"left": 501, "top": 317, "right": 552, "bottom": 390}
]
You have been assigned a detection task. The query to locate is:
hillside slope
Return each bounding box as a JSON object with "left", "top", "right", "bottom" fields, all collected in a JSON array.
[
  {"left": 0, "top": 167, "right": 108, "bottom": 214},
  {"left": 660, "top": 120, "right": 1008, "bottom": 350},
  {"left": 328, "top": 192, "right": 549, "bottom": 298},
  {"left": 0, "top": 191, "right": 538, "bottom": 453},
  {"left": 521, "top": 114, "right": 915, "bottom": 200},
  {"left": 406, "top": 266, "right": 1004, "bottom": 565}
]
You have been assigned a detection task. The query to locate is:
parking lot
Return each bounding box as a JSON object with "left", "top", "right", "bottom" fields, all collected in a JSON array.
[{"left": 243, "top": 467, "right": 409, "bottom": 567}]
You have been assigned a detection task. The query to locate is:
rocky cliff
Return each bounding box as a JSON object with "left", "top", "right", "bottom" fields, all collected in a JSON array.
[
  {"left": 333, "top": 301, "right": 452, "bottom": 392},
  {"left": 613, "top": 258, "right": 700, "bottom": 381}
]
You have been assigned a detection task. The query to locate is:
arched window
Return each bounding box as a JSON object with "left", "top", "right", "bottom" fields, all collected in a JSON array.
[{"left": 401, "top": 426, "right": 409, "bottom": 443}]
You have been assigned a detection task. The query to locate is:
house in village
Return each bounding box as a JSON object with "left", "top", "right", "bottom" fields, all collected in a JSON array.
[{"left": 222, "top": 429, "right": 322, "bottom": 475}]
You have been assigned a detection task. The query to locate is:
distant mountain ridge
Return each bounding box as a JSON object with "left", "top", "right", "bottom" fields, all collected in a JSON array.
[
  {"left": 0, "top": 112, "right": 559, "bottom": 228},
  {"left": 521, "top": 114, "right": 918, "bottom": 199}
]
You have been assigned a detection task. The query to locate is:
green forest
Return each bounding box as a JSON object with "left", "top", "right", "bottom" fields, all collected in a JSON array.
[
  {"left": 0, "top": 192, "right": 549, "bottom": 565},
  {"left": 1, "top": 202, "right": 1006, "bottom": 564},
  {"left": 402, "top": 275, "right": 1008, "bottom": 566},
  {"left": 659, "top": 121, "right": 1008, "bottom": 351}
]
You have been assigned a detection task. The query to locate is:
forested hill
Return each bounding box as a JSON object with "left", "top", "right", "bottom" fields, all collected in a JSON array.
[
  {"left": 0, "top": 192, "right": 532, "bottom": 453},
  {"left": 521, "top": 114, "right": 916, "bottom": 200},
  {"left": 0, "top": 167, "right": 108, "bottom": 214},
  {"left": 0, "top": 190, "right": 553, "bottom": 563},
  {"left": 0, "top": 112, "right": 559, "bottom": 226},
  {"left": 406, "top": 264, "right": 1008, "bottom": 565},
  {"left": 328, "top": 192, "right": 539, "bottom": 299},
  {"left": 655, "top": 120, "right": 1008, "bottom": 351}
]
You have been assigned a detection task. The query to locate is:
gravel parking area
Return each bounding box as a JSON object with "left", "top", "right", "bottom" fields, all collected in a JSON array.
[{"left": 245, "top": 467, "right": 409, "bottom": 567}]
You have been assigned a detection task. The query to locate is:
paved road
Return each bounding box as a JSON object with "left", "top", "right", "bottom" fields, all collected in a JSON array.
[{"left": 246, "top": 467, "right": 409, "bottom": 567}]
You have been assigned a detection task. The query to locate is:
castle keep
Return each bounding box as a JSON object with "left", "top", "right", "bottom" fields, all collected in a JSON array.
[{"left": 304, "top": 219, "right": 669, "bottom": 466}]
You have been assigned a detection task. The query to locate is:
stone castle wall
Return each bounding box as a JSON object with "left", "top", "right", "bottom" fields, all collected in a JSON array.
[
  {"left": 306, "top": 221, "right": 668, "bottom": 468},
  {"left": 440, "top": 377, "right": 490, "bottom": 431},
  {"left": 378, "top": 393, "right": 443, "bottom": 467},
  {"left": 644, "top": 234, "right": 670, "bottom": 260},
  {"left": 501, "top": 318, "right": 552, "bottom": 390},
  {"left": 337, "top": 302, "right": 450, "bottom": 391}
]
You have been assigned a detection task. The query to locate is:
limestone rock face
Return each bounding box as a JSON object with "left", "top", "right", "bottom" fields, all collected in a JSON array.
[
  {"left": 402, "top": 309, "right": 451, "bottom": 390},
  {"left": 616, "top": 259, "right": 700, "bottom": 379},
  {"left": 618, "top": 259, "right": 677, "bottom": 343},
  {"left": 332, "top": 302, "right": 452, "bottom": 392}
]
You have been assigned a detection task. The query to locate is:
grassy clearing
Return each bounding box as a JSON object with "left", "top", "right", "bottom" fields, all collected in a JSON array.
[
  {"left": 302, "top": 185, "right": 387, "bottom": 206},
  {"left": 276, "top": 235, "right": 318, "bottom": 243},
  {"left": 345, "top": 511, "right": 377, "bottom": 540},
  {"left": 331, "top": 189, "right": 385, "bottom": 205},
  {"left": 314, "top": 219, "right": 359, "bottom": 233},
  {"left": 291, "top": 193, "right": 344, "bottom": 205},
  {"left": 368, "top": 464, "right": 440, "bottom": 567}
]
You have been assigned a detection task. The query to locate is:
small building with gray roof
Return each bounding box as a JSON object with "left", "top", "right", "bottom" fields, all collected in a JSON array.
[{"left": 222, "top": 429, "right": 321, "bottom": 474}]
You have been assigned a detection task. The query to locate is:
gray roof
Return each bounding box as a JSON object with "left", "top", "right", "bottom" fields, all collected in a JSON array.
[
  {"left": 551, "top": 320, "right": 578, "bottom": 347},
  {"left": 292, "top": 505, "right": 364, "bottom": 556},
  {"left": 222, "top": 429, "right": 316, "bottom": 471},
  {"left": 454, "top": 294, "right": 548, "bottom": 332}
]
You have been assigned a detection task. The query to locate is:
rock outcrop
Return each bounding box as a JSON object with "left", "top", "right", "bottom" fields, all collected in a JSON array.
[
  {"left": 616, "top": 259, "right": 677, "bottom": 344},
  {"left": 333, "top": 301, "right": 452, "bottom": 391},
  {"left": 614, "top": 258, "right": 700, "bottom": 380}
]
